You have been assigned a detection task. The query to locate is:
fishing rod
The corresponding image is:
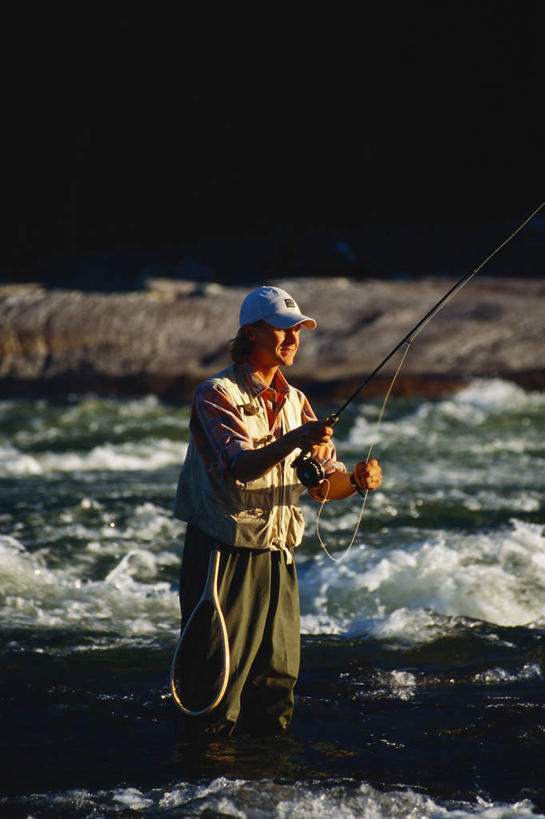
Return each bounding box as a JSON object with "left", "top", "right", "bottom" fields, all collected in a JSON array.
[{"left": 294, "top": 200, "right": 545, "bottom": 488}]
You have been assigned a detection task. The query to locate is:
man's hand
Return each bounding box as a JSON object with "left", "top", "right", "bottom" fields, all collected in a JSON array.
[
  {"left": 289, "top": 421, "right": 334, "bottom": 452},
  {"left": 353, "top": 459, "right": 382, "bottom": 491}
]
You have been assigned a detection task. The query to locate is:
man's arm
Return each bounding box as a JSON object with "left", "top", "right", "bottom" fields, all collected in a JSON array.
[
  {"left": 232, "top": 423, "right": 382, "bottom": 496},
  {"left": 196, "top": 381, "right": 382, "bottom": 494},
  {"left": 231, "top": 421, "right": 334, "bottom": 483}
]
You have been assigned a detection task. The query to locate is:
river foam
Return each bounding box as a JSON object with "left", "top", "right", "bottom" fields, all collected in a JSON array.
[
  {"left": 4, "top": 777, "right": 542, "bottom": 818},
  {"left": 300, "top": 519, "right": 545, "bottom": 639},
  {"left": 0, "top": 531, "right": 180, "bottom": 648},
  {"left": 2, "top": 512, "right": 544, "bottom": 650}
]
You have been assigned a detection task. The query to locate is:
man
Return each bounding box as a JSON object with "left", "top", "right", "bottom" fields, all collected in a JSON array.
[{"left": 173, "top": 285, "right": 382, "bottom": 737}]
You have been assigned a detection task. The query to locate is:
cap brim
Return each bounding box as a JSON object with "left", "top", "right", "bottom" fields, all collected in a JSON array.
[{"left": 264, "top": 313, "right": 316, "bottom": 330}]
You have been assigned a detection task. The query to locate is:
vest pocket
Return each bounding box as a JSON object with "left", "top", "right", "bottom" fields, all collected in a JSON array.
[
  {"left": 286, "top": 505, "right": 305, "bottom": 549},
  {"left": 231, "top": 506, "right": 273, "bottom": 550}
]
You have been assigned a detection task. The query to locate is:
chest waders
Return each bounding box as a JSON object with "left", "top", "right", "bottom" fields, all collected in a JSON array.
[{"left": 173, "top": 525, "right": 300, "bottom": 735}]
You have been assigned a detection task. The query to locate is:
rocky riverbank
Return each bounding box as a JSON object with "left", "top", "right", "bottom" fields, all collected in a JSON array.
[{"left": 1, "top": 277, "right": 544, "bottom": 402}]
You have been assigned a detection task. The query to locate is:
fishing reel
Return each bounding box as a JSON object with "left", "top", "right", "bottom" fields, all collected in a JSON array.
[
  {"left": 293, "top": 451, "right": 325, "bottom": 488},
  {"left": 293, "top": 451, "right": 369, "bottom": 494},
  {"left": 292, "top": 413, "right": 338, "bottom": 488}
]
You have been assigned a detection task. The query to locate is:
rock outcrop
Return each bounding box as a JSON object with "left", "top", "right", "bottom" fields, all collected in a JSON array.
[{"left": 1, "top": 277, "right": 544, "bottom": 401}]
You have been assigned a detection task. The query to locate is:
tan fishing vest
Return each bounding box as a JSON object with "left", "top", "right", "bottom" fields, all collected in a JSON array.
[{"left": 174, "top": 364, "right": 307, "bottom": 553}]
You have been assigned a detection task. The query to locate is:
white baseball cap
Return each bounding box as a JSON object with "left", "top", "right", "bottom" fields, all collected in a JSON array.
[{"left": 239, "top": 286, "right": 316, "bottom": 330}]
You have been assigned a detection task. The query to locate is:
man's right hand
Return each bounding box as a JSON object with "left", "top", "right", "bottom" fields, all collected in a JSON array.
[{"left": 289, "top": 421, "right": 334, "bottom": 452}]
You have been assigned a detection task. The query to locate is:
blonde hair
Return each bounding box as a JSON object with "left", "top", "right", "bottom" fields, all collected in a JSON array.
[{"left": 229, "top": 321, "right": 264, "bottom": 363}]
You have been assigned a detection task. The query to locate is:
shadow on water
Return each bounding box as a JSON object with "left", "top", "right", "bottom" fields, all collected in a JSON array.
[{"left": 2, "top": 632, "right": 545, "bottom": 813}]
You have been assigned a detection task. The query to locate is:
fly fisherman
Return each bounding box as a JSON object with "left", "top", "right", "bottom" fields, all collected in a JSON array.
[{"left": 173, "top": 285, "right": 382, "bottom": 737}]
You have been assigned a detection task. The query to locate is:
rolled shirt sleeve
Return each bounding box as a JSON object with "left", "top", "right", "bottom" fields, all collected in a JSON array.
[{"left": 190, "top": 382, "right": 253, "bottom": 477}]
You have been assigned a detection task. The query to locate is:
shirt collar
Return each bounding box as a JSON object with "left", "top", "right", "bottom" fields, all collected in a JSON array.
[{"left": 240, "top": 363, "right": 291, "bottom": 399}]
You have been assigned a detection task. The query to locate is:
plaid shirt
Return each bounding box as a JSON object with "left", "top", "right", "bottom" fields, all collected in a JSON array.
[{"left": 189, "top": 363, "right": 345, "bottom": 486}]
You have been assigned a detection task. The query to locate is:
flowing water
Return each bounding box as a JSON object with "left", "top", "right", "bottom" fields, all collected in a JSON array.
[{"left": 1, "top": 379, "right": 544, "bottom": 817}]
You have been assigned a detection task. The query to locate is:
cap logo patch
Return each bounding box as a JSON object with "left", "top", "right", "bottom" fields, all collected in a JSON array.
[{"left": 284, "top": 298, "right": 295, "bottom": 309}]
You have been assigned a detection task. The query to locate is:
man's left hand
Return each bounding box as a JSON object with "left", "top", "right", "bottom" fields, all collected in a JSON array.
[{"left": 353, "top": 459, "right": 382, "bottom": 491}]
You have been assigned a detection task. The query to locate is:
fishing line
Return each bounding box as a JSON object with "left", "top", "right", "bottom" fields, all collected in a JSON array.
[
  {"left": 315, "top": 341, "right": 411, "bottom": 561},
  {"left": 306, "top": 200, "right": 545, "bottom": 560}
]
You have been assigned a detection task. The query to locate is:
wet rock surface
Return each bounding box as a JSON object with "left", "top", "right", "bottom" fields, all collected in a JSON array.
[{"left": 1, "top": 277, "right": 544, "bottom": 401}]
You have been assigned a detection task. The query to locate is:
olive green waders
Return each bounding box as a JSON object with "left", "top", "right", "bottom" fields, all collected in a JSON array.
[{"left": 176, "top": 524, "right": 300, "bottom": 736}]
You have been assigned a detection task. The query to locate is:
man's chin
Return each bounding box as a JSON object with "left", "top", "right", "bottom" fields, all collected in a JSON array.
[{"left": 278, "top": 349, "right": 297, "bottom": 366}]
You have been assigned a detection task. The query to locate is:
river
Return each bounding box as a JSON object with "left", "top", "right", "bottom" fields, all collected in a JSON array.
[{"left": 1, "top": 379, "right": 544, "bottom": 817}]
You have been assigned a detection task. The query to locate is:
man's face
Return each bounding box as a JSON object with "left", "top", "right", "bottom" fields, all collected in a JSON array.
[{"left": 248, "top": 321, "right": 302, "bottom": 369}]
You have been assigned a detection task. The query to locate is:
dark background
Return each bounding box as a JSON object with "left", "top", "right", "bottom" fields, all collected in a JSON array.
[{"left": 3, "top": 2, "right": 544, "bottom": 287}]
